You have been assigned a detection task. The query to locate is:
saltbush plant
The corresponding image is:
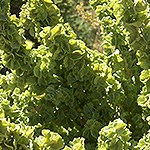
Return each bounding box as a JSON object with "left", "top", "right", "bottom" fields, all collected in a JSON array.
[{"left": 0, "top": 0, "right": 150, "bottom": 149}]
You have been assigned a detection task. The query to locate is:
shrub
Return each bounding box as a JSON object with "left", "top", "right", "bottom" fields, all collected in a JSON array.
[{"left": 0, "top": 0, "right": 150, "bottom": 149}]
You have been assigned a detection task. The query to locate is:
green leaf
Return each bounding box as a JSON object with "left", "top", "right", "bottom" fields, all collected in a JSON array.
[
  {"left": 44, "top": 0, "right": 53, "bottom": 4},
  {"left": 26, "top": 76, "right": 37, "bottom": 84},
  {"left": 0, "top": 107, "right": 5, "bottom": 118},
  {"left": 42, "top": 129, "right": 51, "bottom": 136},
  {"left": 70, "top": 137, "right": 85, "bottom": 150},
  {"left": 134, "top": 0, "right": 147, "bottom": 12},
  {"left": 140, "top": 70, "right": 150, "bottom": 83},
  {"left": 137, "top": 95, "right": 147, "bottom": 106},
  {"left": 49, "top": 24, "right": 62, "bottom": 40},
  {"left": 33, "top": 63, "right": 42, "bottom": 78},
  {"left": 25, "top": 40, "right": 34, "bottom": 50}
]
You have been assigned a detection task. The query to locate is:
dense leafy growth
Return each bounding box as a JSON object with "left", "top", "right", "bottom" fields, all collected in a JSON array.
[{"left": 0, "top": 0, "right": 150, "bottom": 149}]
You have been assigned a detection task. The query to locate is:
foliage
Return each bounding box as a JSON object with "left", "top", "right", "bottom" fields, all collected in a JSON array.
[
  {"left": 53, "top": 0, "right": 100, "bottom": 50},
  {"left": 0, "top": 0, "right": 150, "bottom": 149},
  {"left": 97, "top": 119, "right": 132, "bottom": 150},
  {"left": 90, "top": 0, "right": 150, "bottom": 141}
]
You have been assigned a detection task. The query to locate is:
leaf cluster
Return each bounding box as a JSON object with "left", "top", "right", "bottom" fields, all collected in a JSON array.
[{"left": 0, "top": 0, "right": 150, "bottom": 149}]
